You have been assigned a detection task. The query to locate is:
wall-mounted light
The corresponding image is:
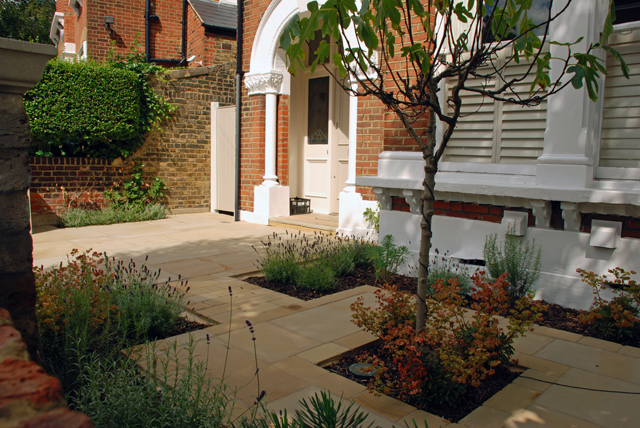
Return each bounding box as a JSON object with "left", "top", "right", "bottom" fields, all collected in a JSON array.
[{"left": 104, "top": 16, "right": 115, "bottom": 35}]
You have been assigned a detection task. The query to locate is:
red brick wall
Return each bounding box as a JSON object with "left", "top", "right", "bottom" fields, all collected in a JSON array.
[
  {"left": 30, "top": 64, "right": 236, "bottom": 220},
  {"left": 391, "top": 196, "right": 536, "bottom": 227},
  {"left": 277, "top": 95, "right": 290, "bottom": 186},
  {"left": 56, "top": 1, "right": 76, "bottom": 56},
  {"left": 56, "top": 0, "right": 235, "bottom": 65},
  {"left": 239, "top": 0, "right": 270, "bottom": 212},
  {"left": 30, "top": 157, "right": 127, "bottom": 216}
]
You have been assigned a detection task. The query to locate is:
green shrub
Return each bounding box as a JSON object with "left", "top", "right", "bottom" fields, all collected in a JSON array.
[
  {"left": 483, "top": 225, "right": 542, "bottom": 301},
  {"left": 577, "top": 267, "right": 640, "bottom": 341},
  {"left": 255, "top": 232, "right": 376, "bottom": 290},
  {"left": 24, "top": 44, "right": 174, "bottom": 159},
  {"left": 296, "top": 263, "right": 337, "bottom": 291},
  {"left": 242, "top": 392, "right": 381, "bottom": 428},
  {"left": 75, "top": 336, "right": 235, "bottom": 428},
  {"left": 368, "top": 235, "right": 409, "bottom": 284},
  {"left": 105, "top": 161, "right": 168, "bottom": 206},
  {"left": 60, "top": 203, "right": 168, "bottom": 227},
  {"left": 24, "top": 59, "right": 144, "bottom": 158},
  {"left": 35, "top": 250, "right": 188, "bottom": 394}
]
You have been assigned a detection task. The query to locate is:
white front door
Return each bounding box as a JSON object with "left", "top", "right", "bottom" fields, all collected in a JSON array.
[{"left": 302, "top": 73, "right": 350, "bottom": 214}]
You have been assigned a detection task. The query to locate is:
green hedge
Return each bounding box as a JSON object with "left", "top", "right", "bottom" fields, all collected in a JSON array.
[{"left": 25, "top": 59, "right": 150, "bottom": 159}]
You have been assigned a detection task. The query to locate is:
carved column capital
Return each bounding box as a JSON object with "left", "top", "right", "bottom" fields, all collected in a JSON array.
[{"left": 245, "top": 72, "right": 284, "bottom": 95}]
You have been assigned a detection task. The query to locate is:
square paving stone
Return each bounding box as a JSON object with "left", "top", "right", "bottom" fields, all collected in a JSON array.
[
  {"left": 458, "top": 406, "right": 509, "bottom": 428},
  {"left": 504, "top": 405, "right": 601, "bottom": 428},
  {"left": 534, "top": 340, "right": 640, "bottom": 385},
  {"left": 228, "top": 321, "right": 322, "bottom": 363},
  {"left": 483, "top": 383, "right": 541, "bottom": 414},
  {"left": 533, "top": 368, "right": 640, "bottom": 428},
  {"left": 272, "top": 293, "right": 377, "bottom": 343}
]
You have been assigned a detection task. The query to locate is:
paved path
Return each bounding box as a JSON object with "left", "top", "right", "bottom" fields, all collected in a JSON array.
[{"left": 33, "top": 213, "right": 640, "bottom": 428}]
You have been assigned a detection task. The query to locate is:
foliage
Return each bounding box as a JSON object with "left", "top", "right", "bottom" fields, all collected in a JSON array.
[
  {"left": 242, "top": 392, "right": 380, "bottom": 428},
  {"left": 351, "top": 274, "right": 543, "bottom": 406},
  {"left": 74, "top": 336, "right": 237, "bottom": 428},
  {"left": 0, "top": 0, "right": 56, "bottom": 44},
  {"left": 427, "top": 250, "right": 474, "bottom": 297},
  {"left": 105, "top": 162, "right": 168, "bottom": 207},
  {"left": 367, "top": 235, "right": 409, "bottom": 284},
  {"left": 254, "top": 232, "right": 375, "bottom": 290},
  {"left": 483, "top": 225, "right": 542, "bottom": 301},
  {"left": 281, "top": 0, "right": 625, "bottom": 330},
  {"left": 60, "top": 203, "right": 168, "bottom": 228},
  {"left": 297, "top": 263, "right": 337, "bottom": 291},
  {"left": 577, "top": 267, "right": 640, "bottom": 341},
  {"left": 34, "top": 250, "right": 188, "bottom": 394},
  {"left": 24, "top": 40, "right": 174, "bottom": 159},
  {"left": 363, "top": 204, "right": 380, "bottom": 233}
]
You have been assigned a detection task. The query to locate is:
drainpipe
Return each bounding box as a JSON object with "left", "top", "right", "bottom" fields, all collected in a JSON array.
[
  {"left": 234, "top": 0, "right": 243, "bottom": 221},
  {"left": 145, "top": 0, "right": 186, "bottom": 65}
]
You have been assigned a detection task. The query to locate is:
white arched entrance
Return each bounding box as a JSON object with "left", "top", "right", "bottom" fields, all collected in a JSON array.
[{"left": 242, "top": 0, "right": 372, "bottom": 233}]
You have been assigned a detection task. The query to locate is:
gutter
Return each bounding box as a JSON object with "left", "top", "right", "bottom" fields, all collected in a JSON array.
[
  {"left": 145, "top": 0, "right": 187, "bottom": 65},
  {"left": 234, "top": 0, "right": 244, "bottom": 221}
]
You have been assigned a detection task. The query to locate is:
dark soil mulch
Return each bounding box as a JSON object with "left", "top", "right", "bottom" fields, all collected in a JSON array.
[
  {"left": 326, "top": 341, "right": 522, "bottom": 423},
  {"left": 244, "top": 265, "right": 416, "bottom": 301},
  {"left": 166, "top": 316, "right": 211, "bottom": 337}
]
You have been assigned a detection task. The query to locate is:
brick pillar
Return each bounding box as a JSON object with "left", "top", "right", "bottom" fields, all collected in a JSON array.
[{"left": 0, "top": 38, "right": 57, "bottom": 360}]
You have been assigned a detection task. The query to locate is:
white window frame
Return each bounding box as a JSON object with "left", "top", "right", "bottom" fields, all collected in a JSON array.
[
  {"left": 49, "top": 12, "right": 64, "bottom": 47},
  {"left": 69, "top": 0, "right": 83, "bottom": 16}
]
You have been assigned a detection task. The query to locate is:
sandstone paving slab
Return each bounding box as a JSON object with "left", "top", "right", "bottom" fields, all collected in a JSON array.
[
  {"left": 512, "top": 333, "right": 554, "bottom": 356},
  {"left": 352, "top": 391, "right": 416, "bottom": 422},
  {"left": 618, "top": 346, "right": 640, "bottom": 359},
  {"left": 512, "top": 369, "right": 560, "bottom": 393},
  {"left": 532, "top": 368, "right": 640, "bottom": 428},
  {"left": 400, "top": 410, "right": 450, "bottom": 428},
  {"left": 272, "top": 356, "right": 329, "bottom": 382},
  {"left": 577, "top": 336, "right": 623, "bottom": 353},
  {"left": 297, "top": 343, "right": 350, "bottom": 365},
  {"left": 483, "top": 383, "right": 542, "bottom": 415},
  {"left": 32, "top": 241, "right": 82, "bottom": 261},
  {"left": 516, "top": 354, "right": 570, "bottom": 378},
  {"left": 228, "top": 321, "right": 322, "bottom": 363},
  {"left": 310, "top": 372, "right": 367, "bottom": 399},
  {"left": 534, "top": 340, "right": 640, "bottom": 385},
  {"left": 202, "top": 301, "right": 281, "bottom": 321},
  {"left": 458, "top": 405, "right": 509, "bottom": 428},
  {"left": 531, "top": 325, "right": 582, "bottom": 342},
  {"left": 333, "top": 330, "right": 377, "bottom": 350},
  {"left": 155, "top": 258, "right": 227, "bottom": 279},
  {"left": 504, "top": 405, "right": 602, "bottom": 428},
  {"left": 272, "top": 293, "right": 377, "bottom": 343}
]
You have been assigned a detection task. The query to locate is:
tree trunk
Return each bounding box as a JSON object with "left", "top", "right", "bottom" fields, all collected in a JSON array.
[{"left": 416, "top": 111, "right": 438, "bottom": 331}]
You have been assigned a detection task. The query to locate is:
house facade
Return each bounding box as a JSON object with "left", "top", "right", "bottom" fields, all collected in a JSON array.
[
  {"left": 239, "top": 0, "right": 640, "bottom": 310},
  {"left": 49, "top": 0, "right": 237, "bottom": 66}
]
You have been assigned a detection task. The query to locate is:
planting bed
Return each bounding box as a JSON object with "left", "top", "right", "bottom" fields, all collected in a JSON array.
[
  {"left": 244, "top": 268, "right": 639, "bottom": 348},
  {"left": 325, "top": 343, "right": 522, "bottom": 423}
]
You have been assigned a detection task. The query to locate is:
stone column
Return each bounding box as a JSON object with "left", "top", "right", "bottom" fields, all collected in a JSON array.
[
  {"left": 536, "top": 0, "right": 608, "bottom": 188},
  {"left": 263, "top": 90, "right": 279, "bottom": 186},
  {"left": 244, "top": 71, "right": 290, "bottom": 224},
  {"left": 343, "top": 81, "right": 358, "bottom": 193},
  {"left": 0, "top": 38, "right": 57, "bottom": 360}
]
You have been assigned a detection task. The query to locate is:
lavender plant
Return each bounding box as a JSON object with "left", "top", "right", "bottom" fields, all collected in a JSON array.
[{"left": 254, "top": 231, "right": 375, "bottom": 291}]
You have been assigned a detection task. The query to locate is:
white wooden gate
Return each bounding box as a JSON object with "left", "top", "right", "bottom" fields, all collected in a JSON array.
[{"left": 211, "top": 103, "right": 236, "bottom": 213}]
